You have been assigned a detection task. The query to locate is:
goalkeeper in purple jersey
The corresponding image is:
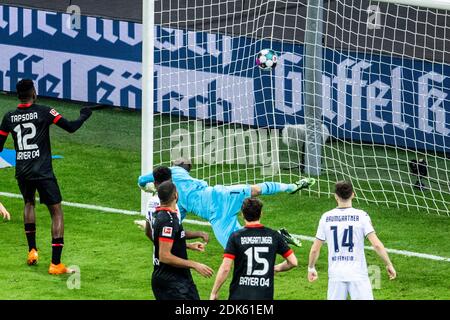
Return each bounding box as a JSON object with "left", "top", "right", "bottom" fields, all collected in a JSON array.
[{"left": 138, "top": 158, "right": 315, "bottom": 248}]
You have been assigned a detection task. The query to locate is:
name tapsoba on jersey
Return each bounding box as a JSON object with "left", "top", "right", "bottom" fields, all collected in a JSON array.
[
  {"left": 315, "top": 207, "right": 375, "bottom": 281},
  {"left": 224, "top": 225, "right": 293, "bottom": 300},
  {"left": 0, "top": 104, "right": 62, "bottom": 179}
]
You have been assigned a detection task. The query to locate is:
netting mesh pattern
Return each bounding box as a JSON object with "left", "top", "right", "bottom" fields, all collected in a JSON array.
[{"left": 152, "top": 0, "right": 450, "bottom": 215}]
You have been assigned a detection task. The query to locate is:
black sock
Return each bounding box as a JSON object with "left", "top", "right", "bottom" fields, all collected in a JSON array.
[
  {"left": 24, "top": 223, "right": 36, "bottom": 251},
  {"left": 51, "top": 238, "right": 64, "bottom": 265}
]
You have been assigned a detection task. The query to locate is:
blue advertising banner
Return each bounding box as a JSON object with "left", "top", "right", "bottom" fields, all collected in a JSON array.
[{"left": 0, "top": 5, "right": 449, "bottom": 152}]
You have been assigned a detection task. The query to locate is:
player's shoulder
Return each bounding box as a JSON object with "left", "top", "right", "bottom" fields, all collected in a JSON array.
[
  {"left": 154, "top": 209, "right": 176, "bottom": 223},
  {"left": 350, "top": 207, "right": 370, "bottom": 218}
]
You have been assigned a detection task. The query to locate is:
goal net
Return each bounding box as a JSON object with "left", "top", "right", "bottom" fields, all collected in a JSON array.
[{"left": 150, "top": 0, "right": 450, "bottom": 215}]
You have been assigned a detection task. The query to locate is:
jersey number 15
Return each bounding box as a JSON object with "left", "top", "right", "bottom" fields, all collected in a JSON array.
[{"left": 244, "top": 247, "right": 269, "bottom": 276}]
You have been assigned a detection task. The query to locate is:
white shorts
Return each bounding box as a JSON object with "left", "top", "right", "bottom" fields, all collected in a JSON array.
[{"left": 328, "top": 279, "right": 374, "bottom": 300}]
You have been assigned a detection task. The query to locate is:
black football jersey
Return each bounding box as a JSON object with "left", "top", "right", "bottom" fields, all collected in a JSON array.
[
  {"left": 0, "top": 103, "right": 62, "bottom": 180},
  {"left": 151, "top": 207, "right": 193, "bottom": 281},
  {"left": 224, "top": 224, "right": 293, "bottom": 300}
]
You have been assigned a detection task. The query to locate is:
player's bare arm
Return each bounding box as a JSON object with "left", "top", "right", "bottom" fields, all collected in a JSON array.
[
  {"left": 186, "top": 242, "right": 205, "bottom": 252},
  {"left": 158, "top": 238, "right": 213, "bottom": 278},
  {"left": 367, "top": 232, "right": 397, "bottom": 280},
  {"left": 0, "top": 202, "right": 11, "bottom": 221},
  {"left": 210, "top": 257, "right": 233, "bottom": 300},
  {"left": 308, "top": 239, "right": 324, "bottom": 282},
  {"left": 274, "top": 252, "right": 298, "bottom": 273},
  {"left": 185, "top": 231, "right": 209, "bottom": 243}
]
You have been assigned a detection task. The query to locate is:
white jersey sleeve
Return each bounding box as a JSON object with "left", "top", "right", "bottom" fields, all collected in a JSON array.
[
  {"left": 146, "top": 195, "right": 160, "bottom": 222},
  {"left": 315, "top": 216, "right": 327, "bottom": 241},
  {"left": 361, "top": 211, "right": 375, "bottom": 237}
]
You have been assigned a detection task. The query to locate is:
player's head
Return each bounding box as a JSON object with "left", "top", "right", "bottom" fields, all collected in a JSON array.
[
  {"left": 172, "top": 157, "right": 192, "bottom": 172},
  {"left": 153, "top": 166, "right": 172, "bottom": 187},
  {"left": 157, "top": 181, "right": 178, "bottom": 206},
  {"left": 334, "top": 181, "right": 355, "bottom": 202},
  {"left": 16, "top": 79, "right": 36, "bottom": 103},
  {"left": 241, "top": 198, "right": 263, "bottom": 222}
]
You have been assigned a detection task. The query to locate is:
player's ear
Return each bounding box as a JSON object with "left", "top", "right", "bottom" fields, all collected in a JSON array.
[
  {"left": 351, "top": 192, "right": 356, "bottom": 199},
  {"left": 32, "top": 88, "right": 37, "bottom": 102},
  {"left": 334, "top": 193, "right": 339, "bottom": 202}
]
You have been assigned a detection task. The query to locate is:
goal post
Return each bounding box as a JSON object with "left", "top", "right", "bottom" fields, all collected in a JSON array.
[
  {"left": 141, "top": 0, "right": 155, "bottom": 216},
  {"left": 142, "top": 0, "right": 450, "bottom": 216}
]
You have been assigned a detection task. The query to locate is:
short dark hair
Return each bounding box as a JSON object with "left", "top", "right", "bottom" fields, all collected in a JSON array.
[
  {"left": 153, "top": 166, "right": 172, "bottom": 186},
  {"left": 335, "top": 181, "right": 354, "bottom": 200},
  {"left": 157, "top": 181, "right": 177, "bottom": 205},
  {"left": 16, "top": 79, "right": 35, "bottom": 102},
  {"left": 241, "top": 198, "right": 263, "bottom": 222}
]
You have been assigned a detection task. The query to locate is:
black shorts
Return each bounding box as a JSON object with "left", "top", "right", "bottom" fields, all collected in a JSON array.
[
  {"left": 17, "top": 178, "right": 62, "bottom": 206},
  {"left": 152, "top": 276, "right": 200, "bottom": 300}
]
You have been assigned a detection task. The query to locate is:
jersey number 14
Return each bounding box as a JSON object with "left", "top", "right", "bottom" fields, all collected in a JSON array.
[{"left": 330, "top": 226, "right": 354, "bottom": 253}]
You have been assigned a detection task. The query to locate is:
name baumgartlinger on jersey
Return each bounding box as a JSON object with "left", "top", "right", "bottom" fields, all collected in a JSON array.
[{"left": 240, "top": 236, "right": 273, "bottom": 245}]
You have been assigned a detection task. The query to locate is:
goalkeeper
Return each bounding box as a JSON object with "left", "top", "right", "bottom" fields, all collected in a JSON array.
[{"left": 138, "top": 158, "right": 315, "bottom": 248}]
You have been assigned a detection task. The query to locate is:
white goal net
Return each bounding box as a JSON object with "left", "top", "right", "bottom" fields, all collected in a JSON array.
[{"left": 150, "top": 0, "right": 450, "bottom": 215}]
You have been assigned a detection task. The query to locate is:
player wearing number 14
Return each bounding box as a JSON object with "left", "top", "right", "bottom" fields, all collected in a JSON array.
[
  {"left": 308, "top": 181, "right": 397, "bottom": 300},
  {"left": 0, "top": 79, "right": 92, "bottom": 274}
]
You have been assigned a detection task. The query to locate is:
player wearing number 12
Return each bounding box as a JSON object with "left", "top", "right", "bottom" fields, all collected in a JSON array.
[
  {"left": 210, "top": 198, "right": 298, "bottom": 300},
  {"left": 0, "top": 79, "right": 92, "bottom": 274},
  {"left": 307, "top": 181, "right": 397, "bottom": 300}
]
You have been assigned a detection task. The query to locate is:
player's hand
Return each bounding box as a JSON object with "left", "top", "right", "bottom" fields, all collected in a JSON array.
[
  {"left": 193, "top": 262, "right": 214, "bottom": 278},
  {"left": 139, "top": 182, "right": 156, "bottom": 193},
  {"left": 308, "top": 270, "right": 318, "bottom": 282},
  {"left": 199, "top": 232, "right": 209, "bottom": 244},
  {"left": 209, "top": 292, "right": 219, "bottom": 300},
  {"left": 80, "top": 107, "right": 93, "bottom": 120},
  {"left": 0, "top": 203, "right": 10, "bottom": 221},
  {"left": 188, "top": 242, "right": 205, "bottom": 252},
  {"left": 386, "top": 264, "right": 396, "bottom": 280}
]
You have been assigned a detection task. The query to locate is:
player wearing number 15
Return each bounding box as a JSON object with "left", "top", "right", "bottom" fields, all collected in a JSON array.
[
  {"left": 307, "top": 181, "right": 397, "bottom": 300},
  {"left": 0, "top": 79, "right": 92, "bottom": 275},
  {"left": 210, "top": 198, "right": 298, "bottom": 300}
]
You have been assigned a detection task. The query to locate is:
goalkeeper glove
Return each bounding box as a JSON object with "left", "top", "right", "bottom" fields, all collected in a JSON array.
[{"left": 139, "top": 182, "right": 156, "bottom": 194}]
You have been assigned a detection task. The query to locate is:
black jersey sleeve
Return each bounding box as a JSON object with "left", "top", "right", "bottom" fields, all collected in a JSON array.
[
  {"left": 45, "top": 106, "right": 92, "bottom": 133},
  {"left": 224, "top": 233, "right": 238, "bottom": 259},
  {"left": 157, "top": 214, "right": 179, "bottom": 243},
  {"left": 275, "top": 231, "right": 293, "bottom": 258},
  {"left": 0, "top": 113, "right": 10, "bottom": 152}
]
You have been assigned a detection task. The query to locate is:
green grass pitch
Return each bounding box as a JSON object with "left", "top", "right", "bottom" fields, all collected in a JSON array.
[{"left": 0, "top": 93, "right": 449, "bottom": 300}]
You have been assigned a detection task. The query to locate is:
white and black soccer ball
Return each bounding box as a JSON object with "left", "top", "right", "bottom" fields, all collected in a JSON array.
[{"left": 256, "top": 49, "right": 278, "bottom": 71}]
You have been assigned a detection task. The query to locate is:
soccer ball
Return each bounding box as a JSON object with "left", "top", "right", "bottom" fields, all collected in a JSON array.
[{"left": 256, "top": 49, "right": 278, "bottom": 71}]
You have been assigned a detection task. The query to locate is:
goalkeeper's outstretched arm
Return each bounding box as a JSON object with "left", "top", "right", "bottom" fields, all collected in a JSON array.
[{"left": 138, "top": 173, "right": 155, "bottom": 188}]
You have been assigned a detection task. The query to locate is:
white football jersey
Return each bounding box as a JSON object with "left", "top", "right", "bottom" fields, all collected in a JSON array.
[
  {"left": 315, "top": 207, "right": 375, "bottom": 281},
  {"left": 146, "top": 195, "right": 181, "bottom": 225}
]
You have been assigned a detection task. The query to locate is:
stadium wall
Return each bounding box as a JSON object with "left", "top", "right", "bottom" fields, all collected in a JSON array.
[{"left": 0, "top": 4, "right": 449, "bottom": 153}]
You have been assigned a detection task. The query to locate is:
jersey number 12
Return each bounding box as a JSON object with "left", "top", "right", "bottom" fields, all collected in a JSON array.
[{"left": 13, "top": 123, "right": 38, "bottom": 151}]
